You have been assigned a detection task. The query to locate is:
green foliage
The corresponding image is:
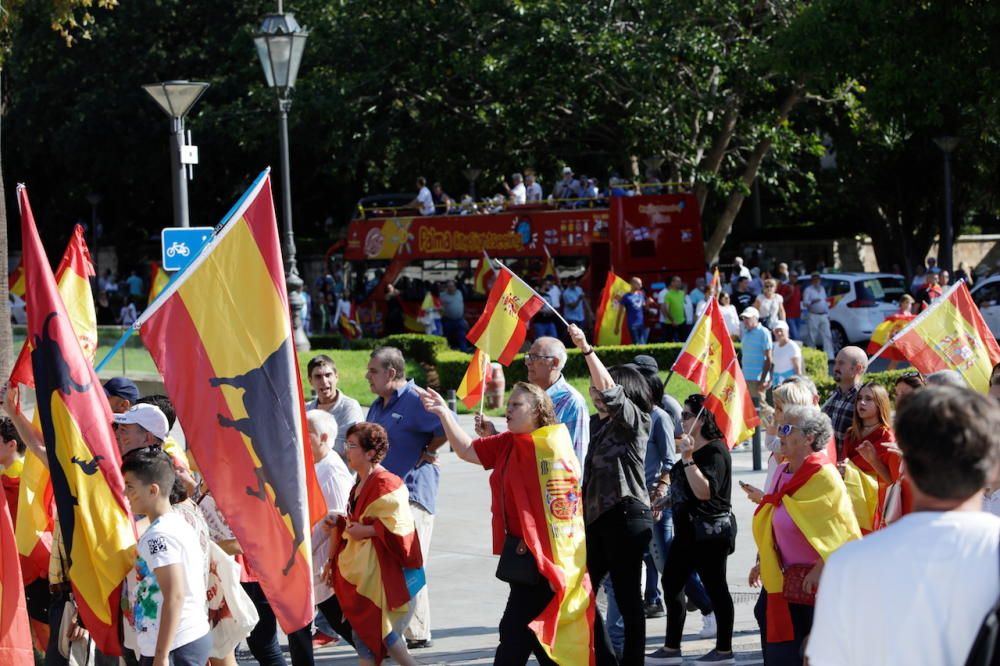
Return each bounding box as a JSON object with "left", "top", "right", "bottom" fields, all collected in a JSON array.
[{"left": 378, "top": 334, "right": 451, "bottom": 367}]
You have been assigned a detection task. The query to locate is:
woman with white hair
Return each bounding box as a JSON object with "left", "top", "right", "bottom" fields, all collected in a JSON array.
[
  {"left": 769, "top": 321, "right": 802, "bottom": 384},
  {"left": 749, "top": 405, "right": 860, "bottom": 666}
]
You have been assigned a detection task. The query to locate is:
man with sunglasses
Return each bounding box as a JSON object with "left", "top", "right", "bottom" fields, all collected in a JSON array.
[{"left": 524, "top": 336, "right": 589, "bottom": 462}]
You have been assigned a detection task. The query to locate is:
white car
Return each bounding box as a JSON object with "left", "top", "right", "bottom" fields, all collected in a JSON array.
[
  {"left": 9, "top": 293, "right": 26, "bottom": 325},
  {"left": 797, "top": 272, "right": 907, "bottom": 351},
  {"left": 970, "top": 275, "right": 1000, "bottom": 340}
]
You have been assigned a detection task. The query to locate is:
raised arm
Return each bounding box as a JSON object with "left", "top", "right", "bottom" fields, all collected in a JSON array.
[
  {"left": 3, "top": 385, "right": 47, "bottom": 466},
  {"left": 415, "top": 386, "right": 481, "bottom": 465},
  {"left": 566, "top": 324, "right": 613, "bottom": 391}
]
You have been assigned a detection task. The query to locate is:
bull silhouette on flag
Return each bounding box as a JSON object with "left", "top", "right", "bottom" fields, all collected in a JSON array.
[{"left": 133, "top": 170, "right": 326, "bottom": 633}]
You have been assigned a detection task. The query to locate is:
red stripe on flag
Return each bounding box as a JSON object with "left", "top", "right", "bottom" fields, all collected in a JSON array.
[
  {"left": 0, "top": 490, "right": 32, "bottom": 663},
  {"left": 241, "top": 178, "right": 291, "bottom": 306}
]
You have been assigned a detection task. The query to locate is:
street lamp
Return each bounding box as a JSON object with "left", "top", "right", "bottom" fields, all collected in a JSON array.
[
  {"left": 255, "top": 3, "right": 310, "bottom": 351},
  {"left": 141, "top": 80, "right": 209, "bottom": 228},
  {"left": 933, "top": 136, "right": 960, "bottom": 273}
]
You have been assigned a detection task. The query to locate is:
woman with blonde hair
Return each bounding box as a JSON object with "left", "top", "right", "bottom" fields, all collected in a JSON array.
[{"left": 753, "top": 279, "right": 786, "bottom": 329}]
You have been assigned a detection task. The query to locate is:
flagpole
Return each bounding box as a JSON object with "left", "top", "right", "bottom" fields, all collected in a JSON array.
[
  {"left": 497, "top": 260, "right": 572, "bottom": 329},
  {"left": 865, "top": 278, "right": 965, "bottom": 368},
  {"left": 478, "top": 352, "right": 489, "bottom": 417},
  {"left": 685, "top": 356, "right": 738, "bottom": 437}
]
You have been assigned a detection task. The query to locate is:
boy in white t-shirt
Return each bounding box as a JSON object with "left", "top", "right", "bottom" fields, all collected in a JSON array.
[{"left": 122, "top": 449, "right": 211, "bottom": 666}]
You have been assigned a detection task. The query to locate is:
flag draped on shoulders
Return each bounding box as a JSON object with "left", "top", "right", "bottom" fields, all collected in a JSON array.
[
  {"left": 497, "top": 424, "right": 594, "bottom": 665},
  {"left": 751, "top": 453, "right": 860, "bottom": 643},
  {"left": 890, "top": 281, "right": 1000, "bottom": 392},
  {"left": 472, "top": 251, "right": 495, "bottom": 295},
  {"left": 456, "top": 349, "right": 491, "bottom": 409},
  {"left": 865, "top": 313, "right": 915, "bottom": 360},
  {"left": 467, "top": 266, "right": 544, "bottom": 365},
  {"left": 18, "top": 185, "right": 135, "bottom": 656},
  {"left": 147, "top": 261, "right": 170, "bottom": 307},
  {"left": 672, "top": 298, "right": 759, "bottom": 446},
  {"left": 134, "top": 170, "right": 325, "bottom": 632},
  {"left": 329, "top": 470, "right": 422, "bottom": 665},
  {"left": 0, "top": 485, "right": 32, "bottom": 664},
  {"left": 593, "top": 272, "right": 632, "bottom": 346}
]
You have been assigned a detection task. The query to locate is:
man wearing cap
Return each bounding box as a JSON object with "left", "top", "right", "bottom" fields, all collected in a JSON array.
[
  {"left": 114, "top": 403, "right": 170, "bottom": 457},
  {"left": 553, "top": 167, "right": 579, "bottom": 202},
  {"left": 103, "top": 377, "right": 140, "bottom": 414},
  {"left": 739, "top": 307, "right": 773, "bottom": 404},
  {"left": 803, "top": 272, "right": 835, "bottom": 360}
]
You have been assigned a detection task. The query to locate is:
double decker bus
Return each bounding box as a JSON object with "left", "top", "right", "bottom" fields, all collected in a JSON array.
[{"left": 331, "top": 192, "right": 706, "bottom": 337}]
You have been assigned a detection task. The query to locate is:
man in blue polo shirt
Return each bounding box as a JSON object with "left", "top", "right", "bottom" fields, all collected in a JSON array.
[
  {"left": 739, "top": 306, "right": 772, "bottom": 405},
  {"left": 366, "top": 346, "right": 446, "bottom": 650}
]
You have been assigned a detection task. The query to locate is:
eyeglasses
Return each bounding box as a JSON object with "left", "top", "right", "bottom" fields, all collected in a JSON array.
[
  {"left": 524, "top": 353, "right": 556, "bottom": 363},
  {"left": 680, "top": 411, "right": 696, "bottom": 420},
  {"left": 777, "top": 424, "right": 803, "bottom": 436},
  {"left": 345, "top": 442, "right": 361, "bottom": 450}
]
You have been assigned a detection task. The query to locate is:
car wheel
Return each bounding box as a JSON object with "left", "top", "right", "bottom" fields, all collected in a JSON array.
[{"left": 831, "top": 324, "right": 848, "bottom": 353}]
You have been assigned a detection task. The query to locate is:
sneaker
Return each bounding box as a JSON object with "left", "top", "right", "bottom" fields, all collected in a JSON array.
[
  {"left": 645, "top": 601, "right": 666, "bottom": 618},
  {"left": 406, "top": 638, "right": 434, "bottom": 649},
  {"left": 645, "top": 646, "right": 683, "bottom": 665},
  {"left": 692, "top": 649, "right": 735, "bottom": 664},
  {"left": 311, "top": 630, "right": 339, "bottom": 648},
  {"left": 699, "top": 612, "right": 717, "bottom": 638}
]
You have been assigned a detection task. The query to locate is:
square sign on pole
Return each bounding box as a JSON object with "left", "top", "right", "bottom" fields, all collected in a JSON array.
[{"left": 161, "top": 227, "right": 213, "bottom": 272}]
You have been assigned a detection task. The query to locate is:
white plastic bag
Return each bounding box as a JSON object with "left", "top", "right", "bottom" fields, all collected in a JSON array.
[{"left": 206, "top": 542, "right": 259, "bottom": 658}]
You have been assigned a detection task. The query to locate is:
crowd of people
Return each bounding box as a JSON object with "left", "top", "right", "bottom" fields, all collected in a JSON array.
[{"left": 3, "top": 267, "right": 1000, "bottom": 665}]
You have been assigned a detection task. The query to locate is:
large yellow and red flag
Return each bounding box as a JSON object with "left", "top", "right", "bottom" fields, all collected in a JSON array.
[
  {"left": 672, "top": 298, "right": 759, "bottom": 446},
  {"left": 8, "top": 262, "right": 25, "bottom": 298},
  {"left": 472, "top": 251, "right": 495, "bottom": 295},
  {"left": 0, "top": 485, "right": 32, "bottom": 664},
  {"left": 889, "top": 281, "right": 1000, "bottom": 392},
  {"left": 329, "top": 470, "right": 424, "bottom": 665},
  {"left": 467, "top": 266, "right": 545, "bottom": 365},
  {"left": 480, "top": 425, "right": 594, "bottom": 664},
  {"left": 8, "top": 223, "right": 97, "bottom": 584},
  {"left": 18, "top": 185, "right": 135, "bottom": 656},
  {"left": 456, "top": 349, "right": 491, "bottom": 409},
  {"left": 865, "top": 312, "right": 915, "bottom": 361},
  {"left": 593, "top": 272, "right": 632, "bottom": 346},
  {"left": 135, "top": 170, "right": 325, "bottom": 633},
  {"left": 147, "top": 261, "right": 170, "bottom": 306}
]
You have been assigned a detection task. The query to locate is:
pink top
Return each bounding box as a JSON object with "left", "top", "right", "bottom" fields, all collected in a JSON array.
[{"left": 769, "top": 467, "right": 820, "bottom": 567}]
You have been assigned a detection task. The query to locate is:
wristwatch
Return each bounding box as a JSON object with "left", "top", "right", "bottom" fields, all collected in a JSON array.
[{"left": 682, "top": 460, "right": 697, "bottom": 468}]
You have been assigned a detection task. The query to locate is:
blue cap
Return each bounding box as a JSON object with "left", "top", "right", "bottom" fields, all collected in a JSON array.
[{"left": 103, "top": 377, "right": 140, "bottom": 403}]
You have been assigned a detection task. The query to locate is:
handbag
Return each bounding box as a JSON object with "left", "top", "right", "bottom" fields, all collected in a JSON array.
[
  {"left": 964, "top": 531, "right": 1000, "bottom": 666},
  {"left": 692, "top": 512, "right": 738, "bottom": 554},
  {"left": 496, "top": 534, "right": 542, "bottom": 586},
  {"left": 58, "top": 599, "right": 96, "bottom": 666},
  {"left": 782, "top": 563, "right": 817, "bottom": 606}
]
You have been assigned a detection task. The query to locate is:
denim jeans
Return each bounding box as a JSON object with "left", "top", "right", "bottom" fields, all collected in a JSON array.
[
  {"left": 532, "top": 321, "right": 558, "bottom": 339},
  {"left": 628, "top": 324, "right": 649, "bottom": 345}
]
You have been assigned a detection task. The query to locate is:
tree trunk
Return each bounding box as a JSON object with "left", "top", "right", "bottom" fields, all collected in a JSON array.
[
  {"left": 0, "top": 70, "right": 13, "bottom": 383},
  {"left": 703, "top": 86, "right": 803, "bottom": 264},
  {"left": 694, "top": 99, "right": 739, "bottom": 212}
]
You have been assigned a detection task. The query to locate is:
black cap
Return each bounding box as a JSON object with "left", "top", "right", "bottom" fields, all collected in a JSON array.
[
  {"left": 103, "top": 377, "right": 140, "bottom": 403},
  {"left": 632, "top": 354, "right": 659, "bottom": 375}
]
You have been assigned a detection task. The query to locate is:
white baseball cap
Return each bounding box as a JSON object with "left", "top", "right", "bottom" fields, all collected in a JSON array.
[
  {"left": 740, "top": 306, "right": 760, "bottom": 320},
  {"left": 562, "top": 166, "right": 573, "bottom": 175},
  {"left": 114, "top": 404, "right": 169, "bottom": 441}
]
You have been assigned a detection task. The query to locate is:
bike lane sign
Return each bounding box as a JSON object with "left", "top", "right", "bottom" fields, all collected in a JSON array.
[{"left": 161, "top": 227, "right": 213, "bottom": 272}]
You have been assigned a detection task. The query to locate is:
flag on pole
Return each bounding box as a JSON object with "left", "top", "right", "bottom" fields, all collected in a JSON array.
[
  {"left": 672, "top": 298, "right": 759, "bottom": 447},
  {"left": 467, "top": 266, "right": 545, "bottom": 365},
  {"left": 864, "top": 313, "right": 915, "bottom": 361},
  {"left": 456, "top": 349, "right": 491, "bottom": 409},
  {"left": 8, "top": 262, "right": 25, "bottom": 298},
  {"left": 593, "top": 272, "right": 632, "bottom": 346},
  {"left": 0, "top": 486, "right": 33, "bottom": 665},
  {"left": 18, "top": 184, "right": 135, "bottom": 656},
  {"left": 472, "top": 251, "right": 495, "bottom": 295},
  {"left": 338, "top": 301, "right": 362, "bottom": 341},
  {"left": 134, "top": 170, "right": 325, "bottom": 633},
  {"left": 889, "top": 281, "right": 1000, "bottom": 392},
  {"left": 147, "top": 261, "right": 170, "bottom": 306},
  {"left": 539, "top": 244, "right": 557, "bottom": 281},
  {"left": 418, "top": 291, "right": 441, "bottom": 319}
]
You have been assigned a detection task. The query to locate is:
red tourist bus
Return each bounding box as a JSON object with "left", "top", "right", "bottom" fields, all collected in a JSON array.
[{"left": 329, "top": 193, "right": 706, "bottom": 337}]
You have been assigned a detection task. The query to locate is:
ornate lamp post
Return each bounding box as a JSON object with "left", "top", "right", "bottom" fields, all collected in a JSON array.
[
  {"left": 933, "top": 136, "right": 960, "bottom": 273},
  {"left": 255, "top": 3, "right": 310, "bottom": 351}
]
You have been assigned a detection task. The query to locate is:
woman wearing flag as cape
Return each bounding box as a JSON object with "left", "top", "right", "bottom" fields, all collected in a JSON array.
[
  {"left": 748, "top": 405, "right": 860, "bottom": 666},
  {"left": 417, "top": 381, "right": 595, "bottom": 666}
]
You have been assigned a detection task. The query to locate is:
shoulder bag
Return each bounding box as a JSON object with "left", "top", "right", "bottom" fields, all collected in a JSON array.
[
  {"left": 964, "top": 531, "right": 1000, "bottom": 666},
  {"left": 495, "top": 464, "right": 541, "bottom": 586}
]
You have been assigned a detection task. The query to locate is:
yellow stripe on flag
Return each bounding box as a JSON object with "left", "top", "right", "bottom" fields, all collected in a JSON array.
[
  {"left": 456, "top": 350, "right": 489, "bottom": 409},
  {"left": 594, "top": 273, "right": 631, "bottom": 346}
]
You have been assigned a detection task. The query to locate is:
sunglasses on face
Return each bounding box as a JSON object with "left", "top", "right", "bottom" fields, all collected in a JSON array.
[{"left": 777, "top": 424, "right": 803, "bottom": 436}]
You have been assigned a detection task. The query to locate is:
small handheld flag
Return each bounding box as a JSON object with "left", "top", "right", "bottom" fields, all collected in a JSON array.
[
  {"left": 456, "top": 349, "right": 491, "bottom": 409},
  {"left": 467, "top": 266, "right": 545, "bottom": 365}
]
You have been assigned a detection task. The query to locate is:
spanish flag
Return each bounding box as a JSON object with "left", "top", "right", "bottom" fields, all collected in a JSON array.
[
  {"left": 0, "top": 484, "right": 32, "bottom": 664},
  {"left": 472, "top": 251, "right": 495, "bottom": 295},
  {"left": 467, "top": 266, "right": 544, "bottom": 365},
  {"left": 417, "top": 291, "right": 441, "bottom": 318},
  {"left": 135, "top": 170, "right": 325, "bottom": 633},
  {"left": 539, "top": 244, "right": 557, "bottom": 281},
  {"left": 672, "top": 298, "right": 759, "bottom": 446},
  {"left": 456, "top": 349, "right": 491, "bottom": 409},
  {"left": 338, "top": 301, "right": 362, "bottom": 341},
  {"left": 329, "top": 469, "right": 423, "bottom": 665},
  {"left": 891, "top": 281, "right": 1000, "bottom": 392},
  {"left": 864, "top": 312, "right": 915, "bottom": 361},
  {"left": 8, "top": 262, "right": 25, "bottom": 298},
  {"left": 147, "top": 261, "right": 170, "bottom": 307},
  {"left": 593, "top": 272, "right": 632, "bottom": 346},
  {"left": 18, "top": 184, "right": 136, "bottom": 656},
  {"left": 8, "top": 224, "right": 97, "bottom": 584},
  {"left": 752, "top": 453, "right": 860, "bottom": 643},
  {"left": 482, "top": 425, "right": 595, "bottom": 664}
]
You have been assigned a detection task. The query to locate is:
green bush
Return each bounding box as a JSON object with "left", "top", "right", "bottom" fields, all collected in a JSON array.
[{"left": 801, "top": 347, "right": 829, "bottom": 379}]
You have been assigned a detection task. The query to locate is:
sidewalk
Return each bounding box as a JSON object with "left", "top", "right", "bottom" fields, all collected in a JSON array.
[{"left": 307, "top": 414, "right": 767, "bottom": 665}]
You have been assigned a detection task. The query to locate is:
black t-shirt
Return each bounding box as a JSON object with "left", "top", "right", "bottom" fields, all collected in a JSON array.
[
  {"left": 734, "top": 291, "right": 755, "bottom": 315},
  {"left": 669, "top": 439, "right": 732, "bottom": 521}
]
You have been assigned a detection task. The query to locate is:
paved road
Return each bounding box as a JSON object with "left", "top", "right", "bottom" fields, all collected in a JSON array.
[{"left": 303, "top": 414, "right": 768, "bottom": 665}]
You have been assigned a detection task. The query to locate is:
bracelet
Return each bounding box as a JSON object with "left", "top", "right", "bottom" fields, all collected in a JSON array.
[
  {"left": 582, "top": 347, "right": 595, "bottom": 356},
  {"left": 682, "top": 460, "right": 697, "bottom": 468}
]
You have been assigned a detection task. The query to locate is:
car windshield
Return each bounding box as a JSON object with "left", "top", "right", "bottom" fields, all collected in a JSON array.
[{"left": 857, "top": 277, "right": 906, "bottom": 304}]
